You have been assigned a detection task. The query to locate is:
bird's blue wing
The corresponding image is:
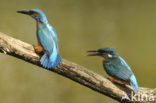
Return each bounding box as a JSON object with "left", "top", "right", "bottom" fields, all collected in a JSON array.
[
  {"left": 47, "top": 24, "right": 58, "bottom": 45},
  {"left": 119, "top": 57, "right": 131, "bottom": 71},
  {"left": 104, "top": 57, "right": 133, "bottom": 81},
  {"left": 37, "top": 23, "right": 58, "bottom": 54},
  {"left": 104, "top": 57, "right": 139, "bottom": 91},
  {"left": 37, "top": 23, "right": 61, "bottom": 69}
]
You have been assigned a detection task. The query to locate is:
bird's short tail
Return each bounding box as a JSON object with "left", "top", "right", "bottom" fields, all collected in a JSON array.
[
  {"left": 130, "top": 75, "right": 139, "bottom": 92},
  {"left": 40, "top": 53, "right": 61, "bottom": 69}
]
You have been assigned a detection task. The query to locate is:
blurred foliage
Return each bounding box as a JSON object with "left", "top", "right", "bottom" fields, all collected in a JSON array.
[{"left": 0, "top": 0, "right": 156, "bottom": 103}]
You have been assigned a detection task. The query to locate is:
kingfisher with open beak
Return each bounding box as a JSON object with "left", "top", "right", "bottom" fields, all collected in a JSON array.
[
  {"left": 87, "top": 48, "right": 139, "bottom": 92},
  {"left": 17, "top": 9, "right": 61, "bottom": 69}
]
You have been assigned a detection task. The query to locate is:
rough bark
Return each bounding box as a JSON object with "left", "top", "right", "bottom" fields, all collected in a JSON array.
[{"left": 0, "top": 32, "right": 155, "bottom": 103}]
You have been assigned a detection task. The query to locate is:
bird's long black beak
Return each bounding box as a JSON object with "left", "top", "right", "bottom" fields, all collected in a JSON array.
[
  {"left": 87, "top": 50, "right": 100, "bottom": 56},
  {"left": 17, "top": 10, "right": 30, "bottom": 15}
]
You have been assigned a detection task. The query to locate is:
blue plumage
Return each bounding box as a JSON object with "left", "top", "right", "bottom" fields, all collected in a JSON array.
[
  {"left": 119, "top": 56, "right": 139, "bottom": 91},
  {"left": 18, "top": 9, "right": 61, "bottom": 69},
  {"left": 88, "top": 48, "right": 139, "bottom": 92},
  {"left": 130, "top": 75, "right": 139, "bottom": 92},
  {"left": 37, "top": 22, "right": 61, "bottom": 69},
  {"left": 40, "top": 53, "right": 61, "bottom": 69}
]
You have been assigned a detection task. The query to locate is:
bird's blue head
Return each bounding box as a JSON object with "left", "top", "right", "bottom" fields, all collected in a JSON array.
[
  {"left": 87, "top": 48, "right": 118, "bottom": 59},
  {"left": 17, "top": 9, "right": 48, "bottom": 23}
]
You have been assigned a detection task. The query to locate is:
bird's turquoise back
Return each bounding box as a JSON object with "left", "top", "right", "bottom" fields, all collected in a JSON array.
[
  {"left": 37, "top": 23, "right": 57, "bottom": 52},
  {"left": 104, "top": 56, "right": 139, "bottom": 91},
  {"left": 38, "top": 22, "right": 61, "bottom": 69},
  {"left": 104, "top": 57, "right": 133, "bottom": 81}
]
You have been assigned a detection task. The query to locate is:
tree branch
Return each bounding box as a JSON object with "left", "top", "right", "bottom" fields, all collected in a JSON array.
[{"left": 0, "top": 32, "right": 155, "bottom": 103}]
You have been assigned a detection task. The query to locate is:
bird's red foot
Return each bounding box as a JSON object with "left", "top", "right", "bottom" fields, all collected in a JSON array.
[
  {"left": 32, "top": 44, "right": 36, "bottom": 50},
  {"left": 32, "top": 44, "right": 44, "bottom": 55}
]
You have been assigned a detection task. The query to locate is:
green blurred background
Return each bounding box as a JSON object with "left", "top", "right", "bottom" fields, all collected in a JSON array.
[{"left": 0, "top": 0, "right": 156, "bottom": 103}]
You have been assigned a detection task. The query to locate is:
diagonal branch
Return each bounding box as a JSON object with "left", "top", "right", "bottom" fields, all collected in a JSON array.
[{"left": 0, "top": 32, "right": 155, "bottom": 103}]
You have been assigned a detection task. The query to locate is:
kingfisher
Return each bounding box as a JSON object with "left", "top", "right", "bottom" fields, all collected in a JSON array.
[
  {"left": 17, "top": 9, "right": 61, "bottom": 69},
  {"left": 87, "top": 48, "right": 139, "bottom": 92}
]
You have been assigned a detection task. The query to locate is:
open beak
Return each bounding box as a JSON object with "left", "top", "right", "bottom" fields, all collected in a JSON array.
[
  {"left": 87, "top": 50, "right": 100, "bottom": 56},
  {"left": 17, "top": 10, "right": 30, "bottom": 15}
]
